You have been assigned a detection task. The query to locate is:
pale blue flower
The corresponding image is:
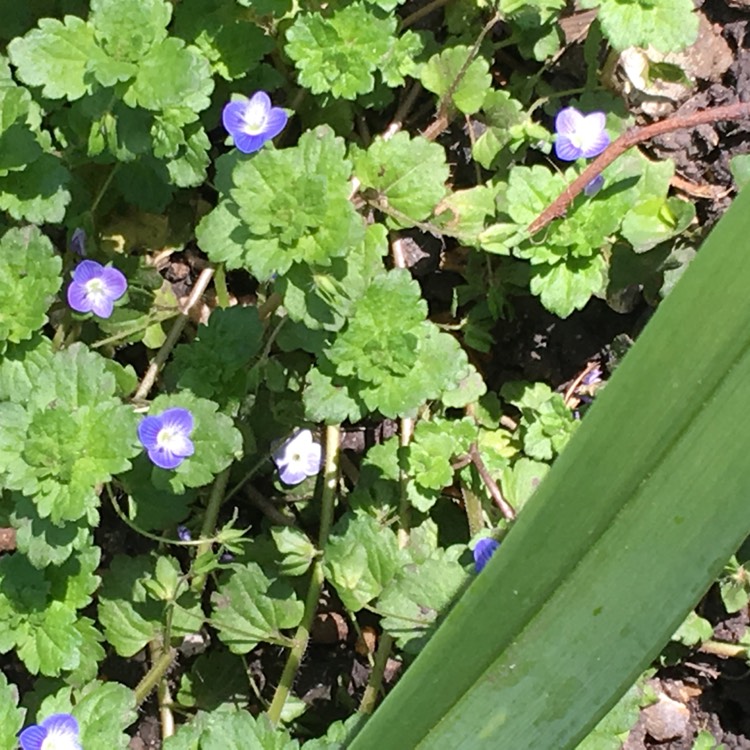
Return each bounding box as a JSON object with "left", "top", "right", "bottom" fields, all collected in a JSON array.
[
  {"left": 584, "top": 174, "right": 605, "bottom": 197},
  {"left": 222, "top": 91, "right": 288, "bottom": 154},
  {"left": 473, "top": 538, "right": 500, "bottom": 573},
  {"left": 70, "top": 227, "right": 86, "bottom": 257},
  {"left": 554, "top": 107, "right": 610, "bottom": 161},
  {"left": 19, "top": 713, "right": 81, "bottom": 750},
  {"left": 67, "top": 260, "right": 127, "bottom": 318},
  {"left": 273, "top": 429, "right": 323, "bottom": 485},
  {"left": 138, "top": 407, "right": 195, "bottom": 470}
]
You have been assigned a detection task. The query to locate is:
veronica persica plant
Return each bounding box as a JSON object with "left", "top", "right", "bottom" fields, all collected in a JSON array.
[
  {"left": 222, "top": 91, "right": 288, "bottom": 154},
  {"left": 138, "top": 407, "right": 196, "bottom": 470},
  {"left": 19, "top": 713, "right": 81, "bottom": 750},
  {"left": 66, "top": 260, "right": 127, "bottom": 318},
  {"left": 554, "top": 106, "right": 610, "bottom": 161},
  {"left": 272, "top": 429, "right": 323, "bottom": 485}
]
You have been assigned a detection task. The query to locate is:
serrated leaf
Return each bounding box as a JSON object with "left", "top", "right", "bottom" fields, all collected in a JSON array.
[
  {"left": 0, "top": 153, "right": 71, "bottom": 223},
  {"left": 8, "top": 16, "right": 104, "bottom": 101},
  {"left": 164, "top": 709, "right": 299, "bottom": 750},
  {"left": 16, "top": 601, "right": 83, "bottom": 675},
  {"left": 406, "top": 418, "right": 477, "bottom": 491},
  {"left": 529, "top": 253, "right": 607, "bottom": 318},
  {"left": 166, "top": 306, "right": 263, "bottom": 406},
  {"left": 173, "top": 0, "right": 274, "bottom": 81},
  {"left": 198, "top": 127, "right": 363, "bottom": 281},
  {"left": 123, "top": 37, "right": 213, "bottom": 112},
  {"left": 211, "top": 563, "right": 304, "bottom": 653},
  {"left": 324, "top": 512, "right": 400, "bottom": 611},
  {"left": 0, "top": 671, "right": 23, "bottom": 747},
  {"left": 580, "top": 0, "right": 698, "bottom": 52},
  {"left": 353, "top": 133, "right": 449, "bottom": 227},
  {"left": 177, "top": 649, "right": 249, "bottom": 710},
  {"left": 421, "top": 46, "right": 492, "bottom": 114},
  {"left": 285, "top": 3, "right": 397, "bottom": 99},
  {"left": 0, "top": 226, "right": 61, "bottom": 345},
  {"left": 379, "top": 554, "right": 470, "bottom": 654},
  {"left": 621, "top": 196, "right": 695, "bottom": 253},
  {"left": 272, "top": 527, "right": 317, "bottom": 577},
  {"left": 90, "top": 0, "right": 171, "bottom": 62}
]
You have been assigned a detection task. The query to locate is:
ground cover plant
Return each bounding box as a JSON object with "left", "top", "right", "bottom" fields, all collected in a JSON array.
[{"left": 1, "top": 0, "right": 750, "bottom": 748}]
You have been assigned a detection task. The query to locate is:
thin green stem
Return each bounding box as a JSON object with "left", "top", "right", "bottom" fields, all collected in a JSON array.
[
  {"left": 267, "top": 425, "right": 340, "bottom": 724},
  {"left": 224, "top": 453, "right": 271, "bottom": 504},
  {"left": 359, "top": 632, "right": 395, "bottom": 714},
  {"left": 135, "top": 646, "right": 176, "bottom": 707},
  {"left": 213, "top": 263, "right": 231, "bottom": 308},
  {"left": 191, "top": 467, "right": 231, "bottom": 591},
  {"left": 91, "top": 163, "right": 120, "bottom": 216}
]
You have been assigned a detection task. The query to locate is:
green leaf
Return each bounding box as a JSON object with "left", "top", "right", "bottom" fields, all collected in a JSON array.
[
  {"left": 406, "top": 418, "right": 477, "bottom": 491},
  {"left": 211, "top": 563, "right": 304, "bottom": 653},
  {"left": 348, "top": 183, "right": 750, "bottom": 749},
  {"left": 730, "top": 154, "right": 750, "bottom": 191},
  {"left": 90, "top": 0, "right": 171, "bottom": 61},
  {"left": 0, "top": 343, "right": 140, "bottom": 523},
  {"left": 285, "top": 3, "right": 402, "bottom": 99},
  {"left": 0, "top": 226, "right": 61, "bottom": 345},
  {"left": 0, "top": 671, "right": 23, "bottom": 747},
  {"left": 580, "top": 0, "right": 698, "bottom": 52},
  {"left": 420, "top": 46, "right": 492, "bottom": 114},
  {"left": 8, "top": 16, "right": 104, "bottom": 101},
  {"left": 0, "top": 153, "right": 72, "bottom": 223},
  {"left": 353, "top": 133, "right": 449, "bottom": 227},
  {"left": 123, "top": 37, "right": 214, "bottom": 112},
  {"left": 166, "top": 306, "right": 264, "bottom": 407},
  {"left": 529, "top": 253, "right": 607, "bottom": 318},
  {"left": 173, "top": 0, "right": 274, "bottom": 80},
  {"left": 164, "top": 709, "right": 299, "bottom": 750},
  {"left": 272, "top": 527, "right": 317, "bottom": 577},
  {"left": 198, "top": 127, "right": 363, "bottom": 280},
  {"left": 621, "top": 196, "right": 696, "bottom": 253},
  {"left": 177, "top": 649, "right": 249, "bottom": 710},
  {"left": 672, "top": 611, "right": 713, "bottom": 647},
  {"left": 323, "top": 512, "right": 401, "bottom": 611},
  {"left": 379, "top": 552, "right": 470, "bottom": 654}
]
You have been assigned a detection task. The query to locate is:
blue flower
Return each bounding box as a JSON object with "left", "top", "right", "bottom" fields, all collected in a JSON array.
[
  {"left": 584, "top": 174, "right": 605, "bottom": 197},
  {"left": 222, "top": 91, "right": 288, "bottom": 154},
  {"left": 473, "top": 538, "right": 501, "bottom": 573},
  {"left": 70, "top": 227, "right": 87, "bottom": 257},
  {"left": 67, "top": 260, "right": 127, "bottom": 319},
  {"left": 272, "top": 429, "right": 323, "bottom": 485},
  {"left": 19, "top": 713, "right": 81, "bottom": 750},
  {"left": 138, "top": 407, "right": 195, "bottom": 470},
  {"left": 554, "top": 107, "right": 610, "bottom": 161}
]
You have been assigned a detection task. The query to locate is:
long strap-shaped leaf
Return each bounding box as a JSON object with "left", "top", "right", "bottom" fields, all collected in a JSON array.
[{"left": 350, "top": 184, "right": 750, "bottom": 749}]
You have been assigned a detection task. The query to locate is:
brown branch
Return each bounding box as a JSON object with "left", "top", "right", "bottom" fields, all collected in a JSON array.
[
  {"left": 527, "top": 101, "right": 750, "bottom": 237},
  {"left": 469, "top": 443, "right": 516, "bottom": 521}
]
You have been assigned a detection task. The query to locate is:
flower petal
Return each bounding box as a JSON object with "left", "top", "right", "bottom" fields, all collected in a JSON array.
[
  {"left": 247, "top": 91, "right": 272, "bottom": 119},
  {"left": 554, "top": 135, "right": 582, "bottom": 161},
  {"left": 579, "top": 127, "right": 610, "bottom": 158},
  {"left": 222, "top": 99, "right": 251, "bottom": 140},
  {"left": 279, "top": 464, "right": 308, "bottom": 485},
  {"left": 160, "top": 407, "right": 194, "bottom": 436},
  {"left": 99, "top": 266, "right": 128, "bottom": 301},
  {"left": 301, "top": 442, "right": 323, "bottom": 476},
  {"left": 263, "top": 107, "right": 288, "bottom": 140},
  {"left": 41, "top": 714, "right": 81, "bottom": 750},
  {"left": 232, "top": 132, "right": 268, "bottom": 154},
  {"left": 166, "top": 433, "right": 194, "bottom": 459},
  {"left": 554, "top": 107, "right": 584, "bottom": 137},
  {"left": 473, "top": 538, "right": 500, "bottom": 573},
  {"left": 19, "top": 726, "right": 47, "bottom": 750},
  {"left": 67, "top": 282, "right": 92, "bottom": 313},
  {"left": 148, "top": 446, "right": 186, "bottom": 470},
  {"left": 89, "top": 294, "right": 115, "bottom": 318},
  {"left": 71, "top": 260, "right": 104, "bottom": 284},
  {"left": 138, "top": 415, "right": 165, "bottom": 451}
]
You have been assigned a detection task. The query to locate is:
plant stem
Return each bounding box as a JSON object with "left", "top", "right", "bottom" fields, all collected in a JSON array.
[
  {"left": 400, "top": 0, "right": 453, "bottom": 30},
  {"left": 469, "top": 443, "right": 515, "bottom": 520},
  {"left": 213, "top": 263, "right": 231, "bottom": 308},
  {"left": 267, "top": 425, "right": 340, "bottom": 724},
  {"left": 359, "top": 632, "right": 395, "bottom": 714},
  {"left": 191, "top": 467, "right": 231, "bottom": 591},
  {"left": 134, "top": 266, "right": 214, "bottom": 401},
  {"left": 134, "top": 646, "right": 176, "bottom": 707},
  {"left": 528, "top": 100, "right": 750, "bottom": 236}
]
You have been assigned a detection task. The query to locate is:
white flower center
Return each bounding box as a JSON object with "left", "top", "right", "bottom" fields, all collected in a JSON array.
[
  {"left": 241, "top": 102, "right": 267, "bottom": 135},
  {"left": 84, "top": 278, "right": 105, "bottom": 300},
  {"left": 41, "top": 727, "right": 79, "bottom": 750},
  {"left": 157, "top": 427, "right": 180, "bottom": 450}
]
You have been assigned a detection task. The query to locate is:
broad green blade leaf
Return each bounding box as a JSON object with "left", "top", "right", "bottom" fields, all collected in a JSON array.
[{"left": 350, "top": 184, "right": 750, "bottom": 748}]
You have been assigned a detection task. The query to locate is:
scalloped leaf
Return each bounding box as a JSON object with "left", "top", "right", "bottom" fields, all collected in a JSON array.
[
  {"left": 0, "top": 226, "right": 61, "bottom": 345},
  {"left": 211, "top": 563, "right": 304, "bottom": 653}
]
